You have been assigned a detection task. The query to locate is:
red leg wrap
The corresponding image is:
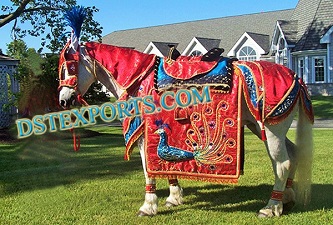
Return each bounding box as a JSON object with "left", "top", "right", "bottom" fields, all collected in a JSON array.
[
  {"left": 271, "top": 190, "right": 284, "bottom": 201},
  {"left": 286, "top": 178, "right": 293, "bottom": 188},
  {"left": 145, "top": 184, "right": 156, "bottom": 193}
]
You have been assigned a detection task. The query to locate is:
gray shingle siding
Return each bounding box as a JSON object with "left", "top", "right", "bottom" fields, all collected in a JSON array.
[
  {"left": 194, "top": 37, "right": 221, "bottom": 51},
  {"left": 150, "top": 42, "right": 179, "bottom": 56},
  {"left": 246, "top": 32, "right": 270, "bottom": 53},
  {"left": 291, "top": 0, "right": 322, "bottom": 40},
  {"left": 278, "top": 20, "right": 298, "bottom": 45},
  {"left": 293, "top": 0, "right": 333, "bottom": 51}
]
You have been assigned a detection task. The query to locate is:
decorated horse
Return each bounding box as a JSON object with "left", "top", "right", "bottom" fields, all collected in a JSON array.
[{"left": 58, "top": 7, "right": 313, "bottom": 217}]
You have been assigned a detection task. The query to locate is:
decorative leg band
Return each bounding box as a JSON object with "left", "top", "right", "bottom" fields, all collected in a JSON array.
[
  {"left": 271, "top": 190, "right": 284, "bottom": 201},
  {"left": 286, "top": 178, "right": 293, "bottom": 188},
  {"left": 145, "top": 184, "right": 156, "bottom": 193},
  {"left": 168, "top": 179, "right": 179, "bottom": 186}
]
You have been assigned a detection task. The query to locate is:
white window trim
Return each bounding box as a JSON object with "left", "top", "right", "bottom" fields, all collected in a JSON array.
[
  {"left": 143, "top": 42, "right": 163, "bottom": 57},
  {"left": 227, "top": 32, "right": 265, "bottom": 57},
  {"left": 297, "top": 57, "right": 305, "bottom": 81},
  {"left": 275, "top": 36, "right": 287, "bottom": 65},
  {"left": 236, "top": 46, "right": 258, "bottom": 61},
  {"left": 312, "top": 56, "right": 326, "bottom": 83}
]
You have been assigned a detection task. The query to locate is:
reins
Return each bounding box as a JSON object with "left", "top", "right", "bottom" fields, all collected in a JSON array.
[{"left": 70, "top": 94, "right": 89, "bottom": 151}]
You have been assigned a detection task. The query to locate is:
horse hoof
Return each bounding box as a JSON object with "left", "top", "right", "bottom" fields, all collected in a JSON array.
[
  {"left": 257, "top": 212, "right": 272, "bottom": 218},
  {"left": 165, "top": 201, "right": 176, "bottom": 208},
  {"left": 283, "top": 201, "right": 295, "bottom": 214},
  {"left": 137, "top": 210, "right": 153, "bottom": 217},
  {"left": 257, "top": 207, "right": 274, "bottom": 218}
]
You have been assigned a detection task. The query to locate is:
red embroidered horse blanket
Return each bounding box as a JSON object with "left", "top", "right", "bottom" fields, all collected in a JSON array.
[
  {"left": 84, "top": 43, "right": 313, "bottom": 183},
  {"left": 143, "top": 74, "right": 242, "bottom": 182}
]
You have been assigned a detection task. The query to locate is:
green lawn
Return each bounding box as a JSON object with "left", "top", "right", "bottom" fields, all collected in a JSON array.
[
  {"left": 311, "top": 95, "right": 333, "bottom": 119},
  {"left": 0, "top": 125, "right": 332, "bottom": 225}
]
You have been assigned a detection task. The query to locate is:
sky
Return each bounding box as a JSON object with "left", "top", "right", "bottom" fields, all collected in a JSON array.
[{"left": 0, "top": 0, "right": 299, "bottom": 53}]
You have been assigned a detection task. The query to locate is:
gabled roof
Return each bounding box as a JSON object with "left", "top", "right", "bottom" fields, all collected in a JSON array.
[
  {"left": 102, "top": 9, "right": 294, "bottom": 54},
  {"left": 228, "top": 32, "right": 269, "bottom": 57},
  {"left": 291, "top": 0, "right": 322, "bottom": 40},
  {"left": 145, "top": 41, "right": 179, "bottom": 56},
  {"left": 277, "top": 20, "right": 298, "bottom": 45},
  {"left": 194, "top": 37, "right": 221, "bottom": 51},
  {"left": 292, "top": 0, "right": 333, "bottom": 51},
  {"left": 320, "top": 25, "right": 333, "bottom": 43},
  {"left": 247, "top": 32, "right": 270, "bottom": 53},
  {"left": 183, "top": 37, "right": 221, "bottom": 55}
]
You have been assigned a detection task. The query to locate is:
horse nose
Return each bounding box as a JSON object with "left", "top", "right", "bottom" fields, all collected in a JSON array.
[{"left": 60, "top": 100, "right": 67, "bottom": 108}]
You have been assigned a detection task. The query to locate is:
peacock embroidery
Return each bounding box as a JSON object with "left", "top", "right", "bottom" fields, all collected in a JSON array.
[
  {"left": 154, "top": 100, "right": 236, "bottom": 166},
  {"left": 154, "top": 128, "right": 194, "bottom": 161}
]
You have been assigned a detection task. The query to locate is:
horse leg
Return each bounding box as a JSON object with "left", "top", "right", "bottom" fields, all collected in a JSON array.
[
  {"left": 165, "top": 177, "right": 183, "bottom": 207},
  {"left": 282, "top": 138, "right": 297, "bottom": 212},
  {"left": 137, "top": 137, "right": 158, "bottom": 216},
  {"left": 258, "top": 112, "right": 296, "bottom": 218}
]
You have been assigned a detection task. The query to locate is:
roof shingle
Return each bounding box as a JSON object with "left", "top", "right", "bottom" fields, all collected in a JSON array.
[{"left": 102, "top": 9, "right": 294, "bottom": 54}]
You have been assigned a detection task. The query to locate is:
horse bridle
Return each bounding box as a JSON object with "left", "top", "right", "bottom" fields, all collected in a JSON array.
[
  {"left": 58, "top": 42, "right": 88, "bottom": 107},
  {"left": 58, "top": 42, "right": 88, "bottom": 151}
]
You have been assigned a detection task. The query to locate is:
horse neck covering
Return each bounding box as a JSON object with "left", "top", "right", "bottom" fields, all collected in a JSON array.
[{"left": 84, "top": 42, "right": 156, "bottom": 92}]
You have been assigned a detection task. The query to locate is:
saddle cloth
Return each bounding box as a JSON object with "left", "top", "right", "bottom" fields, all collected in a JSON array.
[
  {"left": 157, "top": 57, "right": 232, "bottom": 92},
  {"left": 142, "top": 73, "right": 242, "bottom": 183},
  {"left": 234, "top": 60, "right": 314, "bottom": 125}
]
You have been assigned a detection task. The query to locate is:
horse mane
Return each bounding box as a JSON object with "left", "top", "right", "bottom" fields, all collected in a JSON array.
[{"left": 84, "top": 42, "right": 156, "bottom": 90}]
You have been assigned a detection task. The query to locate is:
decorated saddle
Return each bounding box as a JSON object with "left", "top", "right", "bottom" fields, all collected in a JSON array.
[{"left": 156, "top": 56, "right": 233, "bottom": 92}]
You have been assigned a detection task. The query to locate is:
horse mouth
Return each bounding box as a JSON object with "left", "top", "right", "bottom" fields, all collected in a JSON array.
[
  {"left": 60, "top": 99, "right": 69, "bottom": 109},
  {"left": 59, "top": 96, "right": 76, "bottom": 109}
]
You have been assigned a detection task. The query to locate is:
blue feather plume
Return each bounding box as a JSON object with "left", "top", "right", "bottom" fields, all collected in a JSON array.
[{"left": 64, "top": 6, "right": 87, "bottom": 39}]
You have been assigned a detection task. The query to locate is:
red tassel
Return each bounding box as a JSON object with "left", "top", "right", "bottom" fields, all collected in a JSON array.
[
  {"left": 261, "top": 128, "right": 267, "bottom": 141},
  {"left": 70, "top": 128, "right": 80, "bottom": 151}
]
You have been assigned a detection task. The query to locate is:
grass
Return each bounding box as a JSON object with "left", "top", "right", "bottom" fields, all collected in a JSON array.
[
  {"left": 311, "top": 95, "right": 333, "bottom": 119},
  {"left": 0, "top": 124, "right": 332, "bottom": 224}
]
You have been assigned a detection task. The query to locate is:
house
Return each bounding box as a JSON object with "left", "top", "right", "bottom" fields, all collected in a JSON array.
[
  {"left": 0, "top": 50, "right": 19, "bottom": 128},
  {"left": 102, "top": 0, "right": 333, "bottom": 95}
]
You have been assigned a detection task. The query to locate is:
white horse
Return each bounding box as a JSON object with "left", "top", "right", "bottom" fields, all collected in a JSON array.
[{"left": 58, "top": 41, "right": 313, "bottom": 217}]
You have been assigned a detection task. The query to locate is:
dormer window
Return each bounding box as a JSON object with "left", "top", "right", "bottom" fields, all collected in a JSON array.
[
  {"left": 237, "top": 46, "right": 257, "bottom": 61},
  {"left": 190, "top": 50, "right": 203, "bottom": 57}
]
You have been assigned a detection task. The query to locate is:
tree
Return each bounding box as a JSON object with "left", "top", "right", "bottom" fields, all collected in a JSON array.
[
  {"left": 1, "top": 0, "right": 102, "bottom": 52},
  {"left": 7, "top": 39, "right": 110, "bottom": 116},
  {"left": 6, "top": 39, "right": 50, "bottom": 116}
]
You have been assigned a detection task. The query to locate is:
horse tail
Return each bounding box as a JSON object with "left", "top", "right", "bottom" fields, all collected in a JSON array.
[{"left": 295, "top": 92, "right": 314, "bottom": 206}]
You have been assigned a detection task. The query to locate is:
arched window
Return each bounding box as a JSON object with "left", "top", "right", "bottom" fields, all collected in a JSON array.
[
  {"left": 276, "top": 37, "right": 287, "bottom": 65},
  {"left": 237, "top": 46, "right": 257, "bottom": 61},
  {"left": 190, "top": 50, "right": 203, "bottom": 57}
]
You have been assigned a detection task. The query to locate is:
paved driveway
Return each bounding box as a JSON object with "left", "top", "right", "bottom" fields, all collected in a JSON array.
[{"left": 291, "top": 119, "right": 333, "bottom": 128}]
